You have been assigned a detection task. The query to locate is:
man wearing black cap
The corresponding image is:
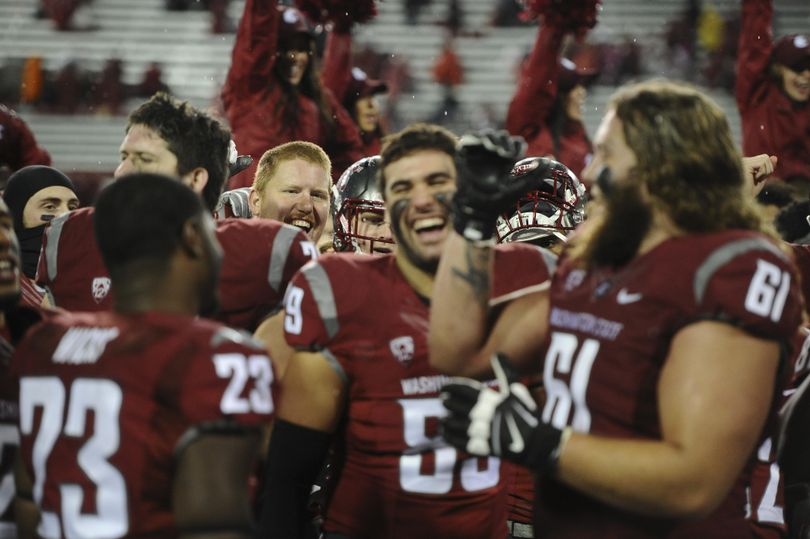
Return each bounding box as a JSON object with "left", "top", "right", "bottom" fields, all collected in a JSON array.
[
  {"left": 2, "top": 165, "right": 78, "bottom": 307},
  {"left": 738, "top": 0, "right": 810, "bottom": 196}
]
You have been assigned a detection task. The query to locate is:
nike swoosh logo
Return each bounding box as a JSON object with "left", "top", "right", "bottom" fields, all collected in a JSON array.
[
  {"left": 616, "top": 288, "right": 643, "bottom": 304},
  {"left": 506, "top": 414, "right": 524, "bottom": 454}
]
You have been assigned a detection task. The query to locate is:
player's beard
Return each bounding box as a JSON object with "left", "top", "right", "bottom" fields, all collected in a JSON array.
[{"left": 582, "top": 180, "right": 652, "bottom": 270}]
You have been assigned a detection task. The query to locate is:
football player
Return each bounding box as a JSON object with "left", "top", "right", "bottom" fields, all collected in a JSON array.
[
  {"left": 36, "top": 93, "right": 316, "bottom": 331},
  {"left": 0, "top": 193, "right": 56, "bottom": 537},
  {"left": 14, "top": 174, "right": 275, "bottom": 537},
  {"left": 259, "top": 124, "right": 555, "bottom": 538},
  {"left": 431, "top": 80, "right": 803, "bottom": 537},
  {"left": 332, "top": 155, "right": 394, "bottom": 255}
]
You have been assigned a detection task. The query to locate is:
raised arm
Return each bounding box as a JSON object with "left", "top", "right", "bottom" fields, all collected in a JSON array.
[
  {"left": 736, "top": 0, "right": 774, "bottom": 112},
  {"left": 321, "top": 29, "right": 353, "bottom": 104},
  {"left": 505, "top": 23, "right": 566, "bottom": 142},
  {"left": 222, "top": 0, "right": 280, "bottom": 103},
  {"left": 429, "top": 130, "right": 555, "bottom": 377},
  {"left": 430, "top": 232, "right": 549, "bottom": 377}
]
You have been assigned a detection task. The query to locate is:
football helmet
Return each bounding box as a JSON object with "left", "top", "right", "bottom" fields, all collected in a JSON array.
[
  {"left": 332, "top": 156, "right": 394, "bottom": 254},
  {"left": 495, "top": 157, "right": 586, "bottom": 248}
]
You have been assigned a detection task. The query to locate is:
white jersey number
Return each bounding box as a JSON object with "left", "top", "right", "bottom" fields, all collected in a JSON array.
[
  {"left": 213, "top": 353, "right": 274, "bottom": 414},
  {"left": 398, "top": 398, "right": 499, "bottom": 495},
  {"left": 745, "top": 259, "right": 790, "bottom": 322},
  {"left": 542, "top": 332, "right": 599, "bottom": 432},
  {"left": 19, "top": 377, "right": 128, "bottom": 539}
]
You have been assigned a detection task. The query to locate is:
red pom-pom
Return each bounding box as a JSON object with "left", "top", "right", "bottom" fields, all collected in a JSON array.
[
  {"left": 295, "top": 0, "right": 377, "bottom": 29},
  {"left": 519, "top": 0, "right": 600, "bottom": 37}
]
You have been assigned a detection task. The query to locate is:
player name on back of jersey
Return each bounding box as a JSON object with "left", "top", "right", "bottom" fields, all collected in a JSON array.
[{"left": 52, "top": 327, "right": 120, "bottom": 365}]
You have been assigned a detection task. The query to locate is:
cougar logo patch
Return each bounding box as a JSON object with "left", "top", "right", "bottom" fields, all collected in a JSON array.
[
  {"left": 91, "top": 277, "right": 111, "bottom": 303},
  {"left": 389, "top": 336, "right": 415, "bottom": 366}
]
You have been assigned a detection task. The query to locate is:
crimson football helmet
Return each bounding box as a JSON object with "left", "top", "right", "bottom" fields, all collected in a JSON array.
[
  {"left": 332, "top": 156, "right": 394, "bottom": 254},
  {"left": 495, "top": 157, "right": 586, "bottom": 247}
]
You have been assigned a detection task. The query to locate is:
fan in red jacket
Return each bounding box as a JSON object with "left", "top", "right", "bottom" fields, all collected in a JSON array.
[
  {"left": 322, "top": 24, "right": 388, "bottom": 158},
  {"left": 505, "top": 22, "right": 597, "bottom": 182},
  {"left": 222, "top": 1, "right": 364, "bottom": 189},
  {"left": 737, "top": 0, "right": 810, "bottom": 197}
]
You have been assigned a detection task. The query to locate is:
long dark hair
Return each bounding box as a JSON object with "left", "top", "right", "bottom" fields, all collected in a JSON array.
[{"left": 272, "top": 40, "right": 336, "bottom": 142}]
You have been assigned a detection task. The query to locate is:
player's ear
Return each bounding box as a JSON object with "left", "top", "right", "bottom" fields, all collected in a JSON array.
[
  {"left": 248, "top": 188, "right": 262, "bottom": 216},
  {"left": 179, "top": 217, "right": 205, "bottom": 260},
  {"left": 184, "top": 167, "right": 210, "bottom": 197}
]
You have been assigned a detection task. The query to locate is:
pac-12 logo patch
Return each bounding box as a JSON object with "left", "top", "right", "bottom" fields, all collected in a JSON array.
[
  {"left": 389, "top": 336, "right": 415, "bottom": 366},
  {"left": 91, "top": 277, "right": 111, "bottom": 303}
]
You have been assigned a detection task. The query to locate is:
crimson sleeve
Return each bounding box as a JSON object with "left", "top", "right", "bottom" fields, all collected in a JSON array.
[
  {"left": 222, "top": 0, "right": 280, "bottom": 105},
  {"left": 282, "top": 263, "right": 334, "bottom": 351},
  {"left": 321, "top": 30, "right": 354, "bottom": 104},
  {"left": 736, "top": 0, "right": 773, "bottom": 113},
  {"left": 505, "top": 24, "right": 565, "bottom": 143},
  {"left": 490, "top": 243, "right": 555, "bottom": 304},
  {"left": 700, "top": 244, "right": 803, "bottom": 341},
  {"left": 323, "top": 89, "right": 364, "bottom": 181}
]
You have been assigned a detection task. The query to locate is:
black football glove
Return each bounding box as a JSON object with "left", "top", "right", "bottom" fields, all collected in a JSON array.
[
  {"left": 229, "top": 154, "right": 253, "bottom": 179},
  {"left": 452, "top": 129, "right": 526, "bottom": 242},
  {"left": 441, "top": 353, "right": 565, "bottom": 474}
]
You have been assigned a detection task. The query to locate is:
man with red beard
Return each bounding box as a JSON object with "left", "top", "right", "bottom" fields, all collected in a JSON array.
[
  {"left": 431, "top": 80, "right": 803, "bottom": 537},
  {"left": 36, "top": 93, "right": 316, "bottom": 331}
]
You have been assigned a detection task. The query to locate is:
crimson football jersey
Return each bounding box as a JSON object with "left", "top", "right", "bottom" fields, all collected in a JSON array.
[
  {"left": 283, "top": 243, "right": 553, "bottom": 539},
  {"left": 746, "top": 325, "right": 810, "bottom": 539},
  {"left": 0, "top": 304, "right": 51, "bottom": 536},
  {"left": 538, "top": 230, "right": 803, "bottom": 538},
  {"left": 36, "top": 209, "right": 317, "bottom": 330},
  {"left": 13, "top": 310, "right": 276, "bottom": 538}
]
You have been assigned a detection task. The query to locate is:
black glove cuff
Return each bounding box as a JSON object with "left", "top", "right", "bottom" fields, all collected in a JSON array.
[
  {"left": 451, "top": 199, "right": 498, "bottom": 243},
  {"left": 523, "top": 423, "right": 565, "bottom": 475}
]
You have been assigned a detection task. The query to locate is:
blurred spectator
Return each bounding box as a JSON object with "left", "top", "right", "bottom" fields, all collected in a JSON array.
[
  {"left": 95, "top": 58, "right": 126, "bottom": 115},
  {"left": 429, "top": 38, "right": 464, "bottom": 126},
  {"left": 432, "top": 38, "right": 464, "bottom": 88},
  {"left": 738, "top": 0, "right": 810, "bottom": 196},
  {"left": 442, "top": 0, "right": 464, "bottom": 37},
  {"left": 222, "top": 1, "right": 363, "bottom": 188},
  {"left": 492, "top": 0, "right": 529, "bottom": 27},
  {"left": 51, "top": 60, "right": 86, "bottom": 113},
  {"left": 41, "top": 0, "right": 97, "bottom": 31},
  {"left": 404, "top": 0, "right": 432, "bottom": 25},
  {"left": 664, "top": 0, "right": 701, "bottom": 81},
  {"left": 20, "top": 56, "right": 44, "bottom": 106},
  {"left": 704, "top": 13, "right": 738, "bottom": 91},
  {"left": 137, "top": 62, "right": 171, "bottom": 98},
  {"left": 0, "top": 105, "right": 51, "bottom": 184},
  {"left": 505, "top": 21, "right": 598, "bottom": 180}
]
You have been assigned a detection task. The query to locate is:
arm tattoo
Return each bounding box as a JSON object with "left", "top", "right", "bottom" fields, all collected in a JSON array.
[{"left": 450, "top": 244, "right": 490, "bottom": 306}]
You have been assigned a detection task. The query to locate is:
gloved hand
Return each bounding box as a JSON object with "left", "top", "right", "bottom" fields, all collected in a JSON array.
[
  {"left": 214, "top": 188, "right": 252, "bottom": 220},
  {"left": 441, "top": 353, "right": 567, "bottom": 474},
  {"left": 452, "top": 129, "right": 527, "bottom": 242}
]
